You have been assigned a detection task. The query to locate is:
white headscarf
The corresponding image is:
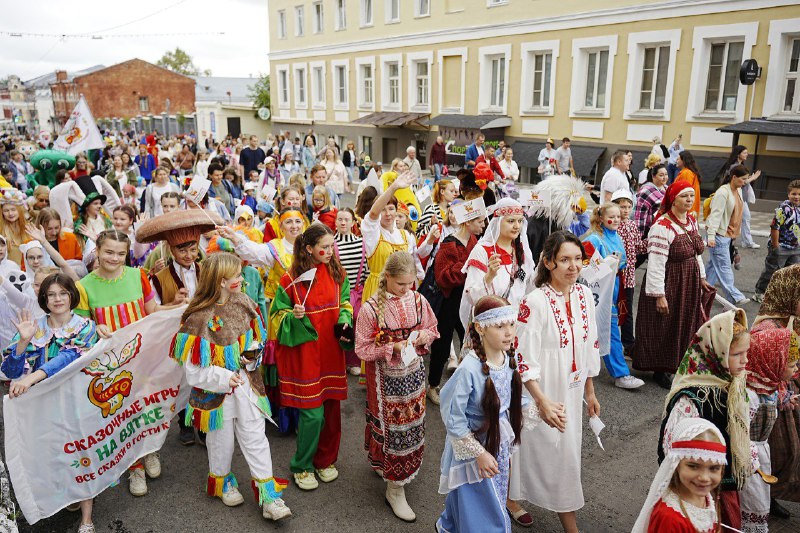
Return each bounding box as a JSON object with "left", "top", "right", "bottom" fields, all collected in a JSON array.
[
  {"left": 632, "top": 418, "right": 726, "bottom": 533},
  {"left": 18, "top": 240, "right": 55, "bottom": 272},
  {"left": 462, "top": 197, "right": 535, "bottom": 274}
]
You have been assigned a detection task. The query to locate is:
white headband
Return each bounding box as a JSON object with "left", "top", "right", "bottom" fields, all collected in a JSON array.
[{"left": 474, "top": 305, "right": 517, "bottom": 327}]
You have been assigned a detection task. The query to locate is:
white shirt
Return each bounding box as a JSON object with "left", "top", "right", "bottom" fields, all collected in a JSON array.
[
  {"left": 153, "top": 262, "right": 198, "bottom": 304},
  {"left": 499, "top": 159, "right": 520, "bottom": 181},
  {"left": 600, "top": 167, "right": 629, "bottom": 201}
]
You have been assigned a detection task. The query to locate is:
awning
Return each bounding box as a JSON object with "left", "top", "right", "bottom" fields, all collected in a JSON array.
[
  {"left": 510, "top": 141, "right": 605, "bottom": 178},
  {"left": 429, "top": 114, "right": 512, "bottom": 130},
  {"left": 718, "top": 119, "right": 800, "bottom": 137},
  {"left": 272, "top": 117, "right": 314, "bottom": 125},
  {"left": 351, "top": 112, "right": 429, "bottom": 127}
]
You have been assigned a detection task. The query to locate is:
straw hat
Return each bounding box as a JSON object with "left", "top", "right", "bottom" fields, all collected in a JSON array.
[{"left": 136, "top": 208, "right": 223, "bottom": 246}]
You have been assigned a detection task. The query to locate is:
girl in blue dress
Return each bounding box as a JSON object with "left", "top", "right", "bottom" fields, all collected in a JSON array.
[{"left": 436, "top": 295, "right": 538, "bottom": 533}]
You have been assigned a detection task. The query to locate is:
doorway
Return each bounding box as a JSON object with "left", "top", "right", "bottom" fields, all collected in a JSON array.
[
  {"left": 415, "top": 139, "right": 426, "bottom": 170},
  {"left": 382, "top": 137, "right": 398, "bottom": 164},
  {"left": 226, "top": 117, "right": 241, "bottom": 138}
]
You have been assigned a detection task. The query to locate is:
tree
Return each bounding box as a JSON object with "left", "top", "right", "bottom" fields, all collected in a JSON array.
[
  {"left": 248, "top": 73, "right": 270, "bottom": 116},
  {"left": 157, "top": 47, "right": 211, "bottom": 76}
]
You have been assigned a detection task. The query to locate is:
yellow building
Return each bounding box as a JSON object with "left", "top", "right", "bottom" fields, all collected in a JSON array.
[{"left": 268, "top": 0, "right": 800, "bottom": 206}]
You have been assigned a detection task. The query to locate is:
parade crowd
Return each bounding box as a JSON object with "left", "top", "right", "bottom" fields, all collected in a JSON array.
[{"left": 0, "top": 126, "right": 799, "bottom": 533}]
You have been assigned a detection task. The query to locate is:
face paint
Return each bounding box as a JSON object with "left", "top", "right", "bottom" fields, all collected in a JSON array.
[
  {"left": 318, "top": 250, "right": 326, "bottom": 256},
  {"left": 607, "top": 219, "right": 613, "bottom": 225}
]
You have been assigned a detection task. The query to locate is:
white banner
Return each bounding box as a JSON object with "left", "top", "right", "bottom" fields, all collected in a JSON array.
[
  {"left": 579, "top": 251, "right": 617, "bottom": 355},
  {"left": 4, "top": 308, "right": 188, "bottom": 524},
  {"left": 53, "top": 95, "right": 105, "bottom": 155}
]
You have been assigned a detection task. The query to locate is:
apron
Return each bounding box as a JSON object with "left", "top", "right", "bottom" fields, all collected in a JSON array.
[{"left": 361, "top": 230, "right": 409, "bottom": 303}]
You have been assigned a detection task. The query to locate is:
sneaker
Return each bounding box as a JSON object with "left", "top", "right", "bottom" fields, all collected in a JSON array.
[
  {"left": 315, "top": 464, "right": 339, "bottom": 483},
  {"left": 293, "top": 471, "right": 319, "bottom": 491},
  {"left": 615, "top": 375, "right": 645, "bottom": 390},
  {"left": 179, "top": 426, "right": 195, "bottom": 446},
  {"left": 263, "top": 498, "right": 292, "bottom": 520},
  {"left": 143, "top": 452, "right": 161, "bottom": 479},
  {"left": 752, "top": 292, "right": 764, "bottom": 303},
  {"left": 78, "top": 524, "right": 95, "bottom": 533},
  {"left": 734, "top": 298, "right": 751, "bottom": 306},
  {"left": 742, "top": 243, "right": 761, "bottom": 249},
  {"left": 348, "top": 366, "right": 361, "bottom": 376},
  {"left": 129, "top": 468, "right": 147, "bottom": 496},
  {"left": 426, "top": 387, "right": 440, "bottom": 406},
  {"left": 221, "top": 487, "right": 244, "bottom": 507}
]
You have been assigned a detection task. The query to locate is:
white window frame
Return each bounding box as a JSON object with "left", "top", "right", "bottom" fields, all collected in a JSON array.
[
  {"left": 623, "top": 30, "right": 681, "bottom": 121},
  {"left": 310, "top": 61, "right": 327, "bottom": 109},
  {"left": 276, "top": 65, "right": 290, "bottom": 109},
  {"left": 407, "top": 51, "right": 433, "bottom": 112},
  {"left": 763, "top": 18, "right": 800, "bottom": 118},
  {"left": 277, "top": 10, "right": 287, "bottom": 39},
  {"left": 685, "top": 22, "right": 758, "bottom": 123},
  {"left": 520, "top": 40, "right": 559, "bottom": 116},
  {"left": 312, "top": 1, "right": 324, "bottom": 34},
  {"left": 360, "top": 0, "right": 374, "bottom": 27},
  {"left": 335, "top": 0, "right": 347, "bottom": 31},
  {"left": 437, "top": 47, "right": 468, "bottom": 114},
  {"left": 294, "top": 6, "right": 304, "bottom": 37},
  {"left": 385, "top": 0, "right": 400, "bottom": 24},
  {"left": 415, "top": 0, "right": 431, "bottom": 18},
  {"left": 331, "top": 59, "right": 350, "bottom": 110},
  {"left": 356, "top": 57, "right": 376, "bottom": 110},
  {"left": 380, "top": 54, "right": 403, "bottom": 112},
  {"left": 294, "top": 64, "right": 308, "bottom": 109},
  {"left": 569, "top": 35, "right": 618, "bottom": 119},
  {"left": 478, "top": 45, "right": 511, "bottom": 114}
]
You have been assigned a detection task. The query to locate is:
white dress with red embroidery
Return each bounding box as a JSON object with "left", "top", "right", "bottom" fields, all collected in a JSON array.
[{"left": 509, "top": 283, "right": 601, "bottom": 512}]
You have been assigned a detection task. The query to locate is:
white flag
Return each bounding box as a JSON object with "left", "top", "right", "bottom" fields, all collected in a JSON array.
[
  {"left": 53, "top": 95, "right": 105, "bottom": 155},
  {"left": 451, "top": 197, "right": 487, "bottom": 224},
  {"left": 579, "top": 252, "right": 616, "bottom": 355},
  {"left": 287, "top": 268, "right": 316, "bottom": 288}
]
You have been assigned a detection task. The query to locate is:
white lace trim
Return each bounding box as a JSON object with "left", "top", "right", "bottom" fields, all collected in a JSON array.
[
  {"left": 670, "top": 448, "right": 727, "bottom": 466},
  {"left": 663, "top": 491, "right": 717, "bottom": 533},
  {"left": 451, "top": 434, "right": 485, "bottom": 461},
  {"left": 522, "top": 402, "right": 541, "bottom": 431}
]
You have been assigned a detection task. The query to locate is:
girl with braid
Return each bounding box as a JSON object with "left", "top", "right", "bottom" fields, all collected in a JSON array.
[
  {"left": 437, "top": 295, "right": 539, "bottom": 533},
  {"left": 355, "top": 251, "right": 439, "bottom": 523}
]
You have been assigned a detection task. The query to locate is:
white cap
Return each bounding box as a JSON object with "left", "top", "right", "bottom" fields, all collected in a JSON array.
[
  {"left": 611, "top": 189, "right": 634, "bottom": 203},
  {"left": 235, "top": 205, "right": 254, "bottom": 221},
  {"left": 243, "top": 181, "right": 257, "bottom": 191}
]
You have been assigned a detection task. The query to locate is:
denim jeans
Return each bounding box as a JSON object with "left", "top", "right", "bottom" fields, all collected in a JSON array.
[
  {"left": 740, "top": 202, "right": 755, "bottom": 247},
  {"left": 667, "top": 163, "right": 678, "bottom": 184},
  {"left": 433, "top": 163, "right": 443, "bottom": 182},
  {"left": 705, "top": 235, "right": 746, "bottom": 303}
]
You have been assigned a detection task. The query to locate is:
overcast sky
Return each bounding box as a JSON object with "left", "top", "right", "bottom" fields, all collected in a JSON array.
[{"left": 0, "top": 0, "right": 270, "bottom": 81}]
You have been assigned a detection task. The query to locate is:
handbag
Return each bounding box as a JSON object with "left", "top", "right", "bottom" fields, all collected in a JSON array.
[
  {"left": 418, "top": 243, "right": 443, "bottom": 315},
  {"left": 349, "top": 240, "right": 366, "bottom": 317}
]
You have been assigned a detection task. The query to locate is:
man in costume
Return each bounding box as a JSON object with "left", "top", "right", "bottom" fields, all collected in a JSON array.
[{"left": 25, "top": 150, "right": 75, "bottom": 192}]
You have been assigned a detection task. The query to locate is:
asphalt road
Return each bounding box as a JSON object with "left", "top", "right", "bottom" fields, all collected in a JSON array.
[{"left": 6, "top": 200, "right": 800, "bottom": 533}]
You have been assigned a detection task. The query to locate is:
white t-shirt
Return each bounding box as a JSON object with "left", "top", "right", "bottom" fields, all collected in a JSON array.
[{"left": 600, "top": 167, "right": 629, "bottom": 201}]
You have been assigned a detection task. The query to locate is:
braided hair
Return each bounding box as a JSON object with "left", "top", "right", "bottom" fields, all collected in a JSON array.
[{"left": 469, "top": 295, "right": 523, "bottom": 458}]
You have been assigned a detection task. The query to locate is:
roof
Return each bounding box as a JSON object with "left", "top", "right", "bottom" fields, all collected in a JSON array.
[
  {"left": 718, "top": 119, "right": 800, "bottom": 137},
  {"left": 429, "top": 114, "right": 512, "bottom": 130},
  {"left": 26, "top": 65, "right": 105, "bottom": 88},
  {"left": 351, "top": 111, "right": 429, "bottom": 127},
  {"left": 73, "top": 58, "right": 194, "bottom": 82},
  {"left": 193, "top": 76, "right": 257, "bottom": 104},
  {"left": 511, "top": 141, "right": 605, "bottom": 178}
]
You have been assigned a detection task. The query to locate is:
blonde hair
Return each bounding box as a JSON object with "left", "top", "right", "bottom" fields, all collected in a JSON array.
[
  {"left": 732, "top": 320, "right": 750, "bottom": 344},
  {"left": 668, "top": 429, "right": 724, "bottom": 512},
  {"left": 588, "top": 203, "right": 620, "bottom": 235},
  {"left": 373, "top": 251, "right": 416, "bottom": 329},
  {"left": 289, "top": 173, "right": 306, "bottom": 190},
  {"left": 390, "top": 158, "right": 404, "bottom": 172},
  {"left": 181, "top": 252, "right": 242, "bottom": 322},
  {"left": 312, "top": 185, "right": 333, "bottom": 210}
]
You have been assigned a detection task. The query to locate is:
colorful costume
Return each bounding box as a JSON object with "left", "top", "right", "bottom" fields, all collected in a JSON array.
[
  {"left": 381, "top": 170, "right": 421, "bottom": 232},
  {"left": 75, "top": 267, "right": 153, "bottom": 330},
  {"left": 170, "top": 292, "right": 287, "bottom": 506},
  {"left": 270, "top": 266, "right": 353, "bottom": 474},
  {"left": 27, "top": 150, "right": 75, "bottom": 191},
  {"left": 355, "top": 290, "right": 438, "bottom": 483}
]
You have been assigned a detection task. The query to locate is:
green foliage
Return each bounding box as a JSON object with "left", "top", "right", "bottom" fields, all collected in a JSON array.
[
  {"left": 121, "top": 118, "right": 131, "bottom": 128},
  {"left": 157, "top": 47, "right": 209, "bottom": 76},
  {"left": 248, "top": 73, "right": 270, "bottom": 116},
  {"left": 176, "top": 112, "right": 186, "bottom": 126}
]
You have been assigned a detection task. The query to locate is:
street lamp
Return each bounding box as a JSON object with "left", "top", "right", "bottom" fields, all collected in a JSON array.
[{"left": 164, "top": 98, "right": 171, "bottom": 137}]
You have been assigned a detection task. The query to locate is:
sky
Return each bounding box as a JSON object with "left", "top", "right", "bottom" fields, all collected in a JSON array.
[{"left": 0, "top": 0, "right": 270, "bottom": 82}]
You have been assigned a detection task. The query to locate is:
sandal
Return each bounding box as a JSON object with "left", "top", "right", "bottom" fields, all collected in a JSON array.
[{"left": 507, "top": 507, "right": 533, "bottom": 527}]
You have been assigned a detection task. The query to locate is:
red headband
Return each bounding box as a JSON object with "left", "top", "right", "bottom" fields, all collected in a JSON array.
[{"left": 671, "top": 440, "right": 726, "bottom": 454}]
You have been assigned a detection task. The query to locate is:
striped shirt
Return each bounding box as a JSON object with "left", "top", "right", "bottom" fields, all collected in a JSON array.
[
  {"left": 334, "top": 233, "right": 369, "bottom": 288},
  {"left": 417, "top": 203, "right": 444, "bottom": 237}
]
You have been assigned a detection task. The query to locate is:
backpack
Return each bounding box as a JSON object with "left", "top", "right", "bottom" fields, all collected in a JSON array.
[{"left": 702, "top": 194, "right": 714, "bottom": 221}]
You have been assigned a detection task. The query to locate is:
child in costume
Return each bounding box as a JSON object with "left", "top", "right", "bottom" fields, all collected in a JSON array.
[
  {"left": 262, "top": 186, "right": 310, "bottom": 242},
  {"left": 270, "top": 224, "right": 353, "bottom": 491},
  {"left": 740, "top": 323, "right": 799, "bottom": 531},
  {"left": 310, "top": 185, "right": 338, "bottom": 232},
  {"left": 633, "top": 418, "right": 727, "bottom": 533},
  {"left": 74, "top": 192, "right": 112, "bottom": 246},
  {"left": 660, "top": 309, "right": 754, "bottom": 530},
  {"left": 0, "top": 189, "right": 33, "bottom": 265},
  {"left": 355, "top": 251, "right": 439, "bottom": 522},
  {"left": 437, "top": 295, "right": 538, "bottom": 533},
  {"left": 170, "top": 252, "right": 291, "bottom": 521},
  {"left": 381, "top": 159, "right": 421, "bottom": 233}
]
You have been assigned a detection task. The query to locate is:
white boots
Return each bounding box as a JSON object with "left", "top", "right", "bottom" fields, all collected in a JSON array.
[{"left": 385, "top": 481, "right": 416, "bottom": 522}]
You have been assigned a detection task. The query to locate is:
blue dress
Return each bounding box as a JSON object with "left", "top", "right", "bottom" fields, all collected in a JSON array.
[
  {"left": 2, "top": 313, "right": 97, "bottom": 379},
  {"left": 436, "top": 351, "right": 517, "bottom": 533}
]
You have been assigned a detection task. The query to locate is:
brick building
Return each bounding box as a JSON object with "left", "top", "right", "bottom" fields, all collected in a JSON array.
[{"left": 51, "top": 58, "right": 195, "bottom": 128}]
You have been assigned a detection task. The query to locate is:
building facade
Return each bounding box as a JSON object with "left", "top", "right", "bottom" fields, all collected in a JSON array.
[
  {"left": 194, "top": 76, "right": 271, "bottom": 141},
  {"left": 268, "top": 0, "right": 800, "bottom": 207}
]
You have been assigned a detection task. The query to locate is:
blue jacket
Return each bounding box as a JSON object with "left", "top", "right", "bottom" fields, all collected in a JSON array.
[{"left": 464, "top": 144, "right": 482, "bottom": 169}]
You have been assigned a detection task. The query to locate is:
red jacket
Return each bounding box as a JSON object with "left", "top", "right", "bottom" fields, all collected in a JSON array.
[
  {"left": 429, "top": 141, "right": 446, "bottom": 166},
  {"left": 476, "top": 154, "right": 505, "bottom": 180},
  {"left": 434, "top": 234, "right": 477, "bottom": 298}
]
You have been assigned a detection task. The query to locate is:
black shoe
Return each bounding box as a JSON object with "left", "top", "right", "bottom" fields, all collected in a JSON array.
[
  {"left": 197, "top": 430, "right": 207, "bottom": 448},
  {"left": 179, "top": 426, "right": 195, "bottom": 446},
  {"left": 771, "top": 498, "right": 791, "bottom": 519},
  {"left": 653, "top": 372, "right": 673, "bottom": 390}
]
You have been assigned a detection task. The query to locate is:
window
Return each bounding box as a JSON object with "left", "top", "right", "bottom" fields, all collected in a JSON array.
[
  {"left": 704, "top": 41, "right": 744, "bottom": 112},
  {"left": 277, "top": 68, "right": 290, "bottom": 107},
  {"left": 640, "top": 46, "right": 669, "bottom": 111},
  {"left": 313, "top": 2, "right": 324, "bottom": 33},
  {"left": 277, "top": 10, "right": 287, "bottom": 39},
  {"left": 333, "top": 62, "right": 349, "bottom": 108},
  {"left": 295, "top": 67, "right": 307, "bottom": 108},
  {"left": 389, "top": 63, "right": 400, "bottom": 105},
  {"left": 438, "top": 48, "right": 467, "bottom": 113},
  {"left": 336, "top": 0, "right": 347, "bottom": 30},
  {"left": 139, "top": 97, "right": 149, "bottom": 112},
  {"left": 415, "top": 62, "right": 429, "bottom": 105},
  {"left": 531, "top": 52, "right": 552, "bottom": 109},
  {"left": 408, "top": 53, "right": 433, "bottom": 110},
  {"left": 357, "top": 60, "right": 375, "bottom": 109},
  {"left": 415, "top": 0, "right": 430, "bottom": 17},
  {"left": 311, "top": 62, "right": 326, "bottom": 108},
  {"left": 584, "top": 50, "right": 609, "bottom": 109},
  {"left": 295, "top": 6, "right": 304, "bottom": 36},
  {"left": 361, "top": 0, "right": 373, "bottom": 26},
  {"left": 784, "top": 38, "right": 800, "bottom": 113},
  {"left": 490, "top": 57, "right": 506, "bottom": 107},
  {"left": 386, "top": 0, "right": 400, "bottom": 23},
  {"left": 361, "top": 136, "right": 373, "bottom": 157}
]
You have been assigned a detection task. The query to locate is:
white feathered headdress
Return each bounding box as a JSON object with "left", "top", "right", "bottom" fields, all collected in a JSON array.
[{"left": 527, "top": 175, "right": 587, "bottom": 230}]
